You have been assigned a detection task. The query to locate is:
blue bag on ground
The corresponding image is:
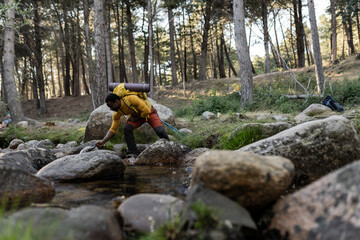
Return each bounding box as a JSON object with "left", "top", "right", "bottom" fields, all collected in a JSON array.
[{"left": 321, "top": 95, "right": 344, "bottom": 112}]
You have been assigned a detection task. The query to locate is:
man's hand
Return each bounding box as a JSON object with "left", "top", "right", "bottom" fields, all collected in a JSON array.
[{"left": 96, "top": 141, "right": 105, "bottom": 148}]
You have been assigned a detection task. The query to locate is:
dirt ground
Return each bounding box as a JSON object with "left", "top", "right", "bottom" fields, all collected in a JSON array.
[{"left": 22, "top": 55, "right": 360, "bottom": 122}]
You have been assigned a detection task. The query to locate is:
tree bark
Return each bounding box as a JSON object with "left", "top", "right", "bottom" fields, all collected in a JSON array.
[
  {"left": 115, "top": 1, "right": 127, "bottom": 83},
  {"left": 234, "top": 0, "right": 253, "bottom": 105},
  {"left": 105, "top": 0, "right": 114, "bottom": 85},
  {"left": 293, "top": 0, "right": 306, "bottom": 68},
  {"left": 223, "top": 35, "right": 237, "bottom": 76},
  {"left": 33, "top": 1, "right": 47, "bottom": 114},
  {"left": 199, "top": 0, "right": 211, "bottom": 80},
  {"left": 3, "top": 0, "right": 24, "bottom": 123},
  {"left": 189, "top": 23, "right": 197, "bottom": 80},
  {"left": 93, "top": 0, "right": 108, "bottom": 108},
  {"left": 262, "top": 0, "right": 271, "bottom": 73},
  {"left": 289, "top": 13, "right": 298, "bottom": 68},
  {"left": 167, "top": 5, "right": 178, "bottom": 86},
  {"left": 308, "top": 0, "right": 326, "bottom": 94},
  {"left": 330, "top": 0, "right": 337, "bottom": 63},
  {"left": 84, "top": 0, "right": 95, "bottom": 99},
  {"left": 125, "top": 1, "right": 139, "bottom": 83},
  {"left": 148, "top": 0, "right": 154, "bottom": 98},
  {"left": 279, "top": 15, "right": 292, "bottom": 68}
]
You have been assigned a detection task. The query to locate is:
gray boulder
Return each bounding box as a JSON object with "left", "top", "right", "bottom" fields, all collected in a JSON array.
[
  {"left": 37, "top": 150, "right": 126, "bottom": 182},
  {"left": 118, "top": 193, "right": 184, "bottom": 233},
  {"left": 191, "top": 150, "right": 294, "bottom": 209},
  {"left": 8, "top": 139, "right": 24, "bottom": 149},
  {"left": 269, "top": 160, "right": 360, "bottom": 240},
  {"left": 0, "top": 166, "right": 55, "bottom": 206},
  {"left": 201, "top": 111, "right": 216, "bottom": 120},
  {"left": 184, "top": 184, "right": 259, "bottom": 238},
  {"left": 0, "top": 148, "right": 56, "bottom": 173},
  {"left": 182, "top": 147, "right": 210, "bottom": 167},
  {"left": 1, "top": 205, "right": 123, "bottom": 240},
  {"left": 84, "top": 104, "right": 114, "bottom": 142},
  {"left": 294, "top": 103, "right": 335, "bottom": 123},
  {"left": 134, "top": 139, "right": 192, "bottom": 166},
  {"left": 238, "top": 116, "right": 360, "bottom": 185}
]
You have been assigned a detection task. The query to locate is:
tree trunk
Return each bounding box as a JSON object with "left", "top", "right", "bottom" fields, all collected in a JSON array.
[
  {"left": 147, "top": 0, "right": 154, "bottom": 98},
  {"left": 262, "top": 0, "right": 271, "bottom": 73},
  {"left": 142, "top": 8, "right": 149, "bottom": 84},
  {"left": 62, "top": 3, "right": 71, "bottom": 96},
  {"left": 33, "top": 1, "right": 47, "bottom": 114},
  {"left": 125, "top": 1, "right": 139, "bottom": 83},
  {"left": 54, "top": 40, "right": 63, "bottom": 97},
  {"left": 223, "top": 35, "right": 237, "bottom": 76},
  {"left": 279, "top": 15, "right": 292, "bottom": 68},
  {"left": 80, "top": 54, "right": 90, "bottom": 95},
  {"left": 308, "top": 0, "right": 326, "bottom": 94},
  {"left": 199, "top": 0, "right": 211, "bottom": 80},
  {"left": 93, "top": 0, "right": 108, "bottom": 108},
  {"left": 190, "top": 23, "right": 197, "bottom": 80},
  {"left": 234, "top": 0, "right": 253, "bottom": 105},
  {"left": 330, "top": 0, "right": 337, "bottom": 63},
  {"left": 115, "top": 1, "right": 127, "bottom": 83},
  {"left": 290, "top": 13, "right": 298, "bottom": 68},
  {"left": 343, "top": 17, "right": 356, "bottom": 55},
  {"left": 218, "top": 30, "right": 226, "bottom": 78},
  {"left": 293, "top": 0, "right": 306, "bottom": 68},
  {"left": 273, "top": 11, "right": 282, "bottom": 68},
  {"left": 156, "top": 23, "right": 162, "bottom": 85},
  {"left": 49, "top": 52, "right": 55, "bottom": 97},
  {"left": 105, "top": 0, "right": 114, "bottom": 85},
  {"left": 167, "top": 5, "right": 178, "bottom": 86},
  {"left": 3, "top": 0, "right": 24, "bottom": 123},
  {"left": 84, "top": 0, "right": 95, "bottom": 100},
  {"left": 210, "top": 29, "right": 217, "bottom": 79}
]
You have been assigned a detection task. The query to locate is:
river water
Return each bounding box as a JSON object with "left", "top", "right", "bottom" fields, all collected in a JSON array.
[{"left": 48, "top": 166, "right": 192, "bottom": 209}]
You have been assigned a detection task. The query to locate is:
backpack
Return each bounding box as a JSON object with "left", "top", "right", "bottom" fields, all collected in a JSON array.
[
  {"left": 321, "top": 95, "right": 344, "bottom": 112},
  {"left": 112, "top": 83, "right": 151, "bottom": 113}
]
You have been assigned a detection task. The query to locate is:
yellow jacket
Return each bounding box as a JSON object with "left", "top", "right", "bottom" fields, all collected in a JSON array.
[{"left": 109, "top": 95, "right": 152, "bottom": 133}]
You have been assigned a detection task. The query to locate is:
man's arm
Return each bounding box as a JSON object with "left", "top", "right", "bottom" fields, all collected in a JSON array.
[
  {"left": 96, "top": 131, "right": 115, "bottom": 148},
  {"left": 96, "top": 112, "right": 121, "bottom": 148}
]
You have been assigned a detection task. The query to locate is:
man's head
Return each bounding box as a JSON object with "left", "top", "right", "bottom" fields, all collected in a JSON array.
[{"left": 105, "top": 93, "right": 121, "bottom": 112}]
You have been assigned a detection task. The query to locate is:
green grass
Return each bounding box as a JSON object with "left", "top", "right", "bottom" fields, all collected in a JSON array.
[
  {"left": 0, "top": 125, "right": 85, "bottom": 148},
  {"left": 220, "top": 126, "right": 264, "bottom": 150}
]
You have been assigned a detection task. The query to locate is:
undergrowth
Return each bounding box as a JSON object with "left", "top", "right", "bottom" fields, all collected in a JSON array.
[{"left": 0, "top": 125, "right": 85, "bottom": 148}]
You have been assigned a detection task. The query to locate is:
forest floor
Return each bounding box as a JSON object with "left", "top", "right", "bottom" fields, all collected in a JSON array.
[{"left": 22, "top": 55, "right": 360, "bottom": 122}]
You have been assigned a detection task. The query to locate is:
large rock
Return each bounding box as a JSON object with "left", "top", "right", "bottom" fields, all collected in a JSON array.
[
  {"left": 118, "top": 193, "right": 184, "bottom": 233},
  {"left": 37, "top": 150, "right": 126, "bottom": 182},
  {"left": 269, "top": 160, "right": 360, "bottom": 240},
  {"left": 26, "top": 147, "right": 57, "bottom": 170},
  {"left": 84, "top": 104, "right": 114, "bottom": 142},
  {"left": 134, "top": 139, "right": 192, "bottom": 166},
  {"left": 0, "top": 151, "right": 37, "bottom": 173},
  {"left": 190, "top": 150, "right": 294, "bottom": 209},
  {"left": 1, "top": 205, "right": 123, "bottom": 240},
  {"left": 294, "top": 103, "right": 335, "bottom": 123},
  {"left": 0, "top": 148, "right": 56, "bottom": 173},
  {"left": 0, "top": 166, "right": 55, "bottom": 206},
  {"left": 238, "top": 116, "right": 360, "bottom": 185},
  {"left": 183, "top": 184, "right": 259, "bottom": 238},
  {"left": 182, "top": 147, "right": 210, "bottom": 167}
]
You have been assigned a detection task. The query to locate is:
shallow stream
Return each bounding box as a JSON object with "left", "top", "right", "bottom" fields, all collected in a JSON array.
[{"left": 47, "top": 166, "right": 191, "bottom": 209}]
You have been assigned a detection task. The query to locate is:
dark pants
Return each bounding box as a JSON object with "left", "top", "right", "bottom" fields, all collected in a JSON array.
[{"left": 124, "top": 108, "right": 169, "bottom": 155}]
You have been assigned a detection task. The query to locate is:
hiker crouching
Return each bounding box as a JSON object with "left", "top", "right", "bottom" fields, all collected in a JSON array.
[{"left": 96, "top": 93, "right": 169, "bottom": 158}]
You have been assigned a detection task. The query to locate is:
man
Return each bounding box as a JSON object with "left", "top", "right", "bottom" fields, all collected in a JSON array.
[{"left": 96, "top": 93, "right": 169, "bottom": 158}]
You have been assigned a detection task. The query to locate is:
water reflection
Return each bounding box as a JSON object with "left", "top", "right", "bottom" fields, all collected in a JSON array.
[{"left": 48, "top": 166, "right": 191, "bottom": 209}]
